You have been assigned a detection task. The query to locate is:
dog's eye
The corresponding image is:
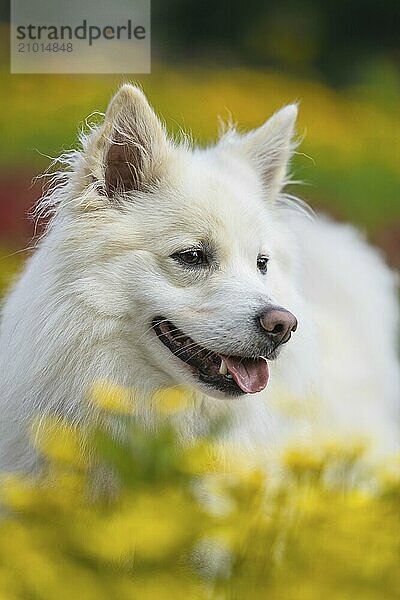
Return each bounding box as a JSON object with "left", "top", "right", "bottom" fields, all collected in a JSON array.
[
  {"left": 257, "top": 255, "right": 269, "bottom": 274},
  {"left": 172, "top": 249, "right": 208, "bottom": 267}
]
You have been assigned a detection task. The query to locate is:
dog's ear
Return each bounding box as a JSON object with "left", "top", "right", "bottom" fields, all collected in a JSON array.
[
  {"left": 222, "top": 104, "right": 298, "bottom": 199},
  {"left": 91, "top": 84, "right": 169, "bottom": 198}
]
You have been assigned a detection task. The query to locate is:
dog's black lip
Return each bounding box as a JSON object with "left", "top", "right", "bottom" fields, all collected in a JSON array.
[{"left": 151, "top": 317, "right": 246, "bottom": 396}]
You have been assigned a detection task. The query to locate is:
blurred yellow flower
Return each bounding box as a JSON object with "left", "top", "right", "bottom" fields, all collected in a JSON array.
[
  {"left": 78, "top": 489, "right": 195, "bottom": 562},
  {"left": 323, "top": 438, "right": 367, "bottom": 462},
  {"left": 1, "top": 476, "right": 38, "bottom": 511},
  {"left": 0, "top": 387, "right": 398, "bottom": 599},
  {"left": 153, "top": 386, "right": 189, "bottom": 413},
  {"left": 182, "top": 440, "right": 223, "bottom": 475},
  {"left": 284, "top": 445, "right": 326, "bottom": 476},
  {"left": 89, "top": 380, "right": 134, "bottom": 415},
  {"left": 32, "top": 416, "right": 88, "bottom": 467}
]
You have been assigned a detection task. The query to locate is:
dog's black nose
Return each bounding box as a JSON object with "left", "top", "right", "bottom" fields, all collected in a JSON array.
[{"left": 259, "top": 307, "right": 298, "bottom": 347}]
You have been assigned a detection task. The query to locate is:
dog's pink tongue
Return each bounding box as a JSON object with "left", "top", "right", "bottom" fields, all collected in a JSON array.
[{"left": 222, "top": 356, "right": 269, "bottom": 394}]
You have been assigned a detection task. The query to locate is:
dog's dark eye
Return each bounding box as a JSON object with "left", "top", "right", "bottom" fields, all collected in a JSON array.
[
  {"left": 257, "top": 255, "right": 269, "bottom": 274},
  {"left": 172, "top": 249, "right": 208, "bottom": 267}
]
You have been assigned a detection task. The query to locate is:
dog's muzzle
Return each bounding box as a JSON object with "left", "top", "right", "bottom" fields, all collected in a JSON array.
[{"left": 258, "top": 306, "right": 298, "bottom": 349}]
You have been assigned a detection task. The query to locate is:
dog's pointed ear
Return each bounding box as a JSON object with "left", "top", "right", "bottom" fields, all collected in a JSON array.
[
  {"left": 92, "top": 84, "right": 169, "bottom": 198},
  {"left": 222, "top": 104, "right": 298, "bottom": 199}
]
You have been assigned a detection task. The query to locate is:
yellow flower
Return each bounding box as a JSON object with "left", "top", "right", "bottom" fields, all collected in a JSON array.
[
  {"left": 0, "top": 476, "right": 38, "bottom": 511},
  {"left": 182, "top": 440, "right": 223, "bottom": 475},
  {"left": 152, "top": 387, "right": 189, "bottom": 413},
  {"left": 81, "top": 489, "right": 194, "bottom": 562},
  {"left": 284, "top": 446, "right": 325, "bottom": 475},
  {"left": 128, "top": 574, "right": 203, "bottom": 600},
  {"left": 89, "top": 380, "right": 134, "bottom": 415},
  {"left": 323, "top": 438, "right": 367, "bottom": 462},
  {"left": 31, "top": 416, "right": 88, "bottom": 467}
]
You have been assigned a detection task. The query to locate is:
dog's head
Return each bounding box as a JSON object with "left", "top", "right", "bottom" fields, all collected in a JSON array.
[{"left": 61, "top": 84, "right": 306, "bottom": 399}]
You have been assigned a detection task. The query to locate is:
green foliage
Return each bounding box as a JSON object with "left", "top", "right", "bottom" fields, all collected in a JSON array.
[
  {"left": 0, "top": 249, "right": 22, "bottom": 298},
  {"left": 1, "top": 65, "right": 399, "bottom": 233}
]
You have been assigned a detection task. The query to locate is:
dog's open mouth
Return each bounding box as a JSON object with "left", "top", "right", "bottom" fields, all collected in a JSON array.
[{"left": 152, "top": 317, "right": 269, "bottom": 396}]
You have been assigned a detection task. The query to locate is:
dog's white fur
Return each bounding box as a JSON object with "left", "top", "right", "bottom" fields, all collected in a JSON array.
[{"left": 0, "top": 84, "right": 398, "bottom": 473}]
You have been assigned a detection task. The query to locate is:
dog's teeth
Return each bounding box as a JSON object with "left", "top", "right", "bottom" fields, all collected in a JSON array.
[{"left": 219, "top": 359, "right": 228, "bottom": 376}]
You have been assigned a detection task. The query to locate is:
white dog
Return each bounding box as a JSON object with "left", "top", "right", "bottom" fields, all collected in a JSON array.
[{"left": 0, "top": 84, "right": 398, "bottom": 473}]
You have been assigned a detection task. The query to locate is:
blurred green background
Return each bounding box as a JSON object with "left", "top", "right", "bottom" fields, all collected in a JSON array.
[{"left": 0, "top": 0, "right": 399, "bottom": 264}]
